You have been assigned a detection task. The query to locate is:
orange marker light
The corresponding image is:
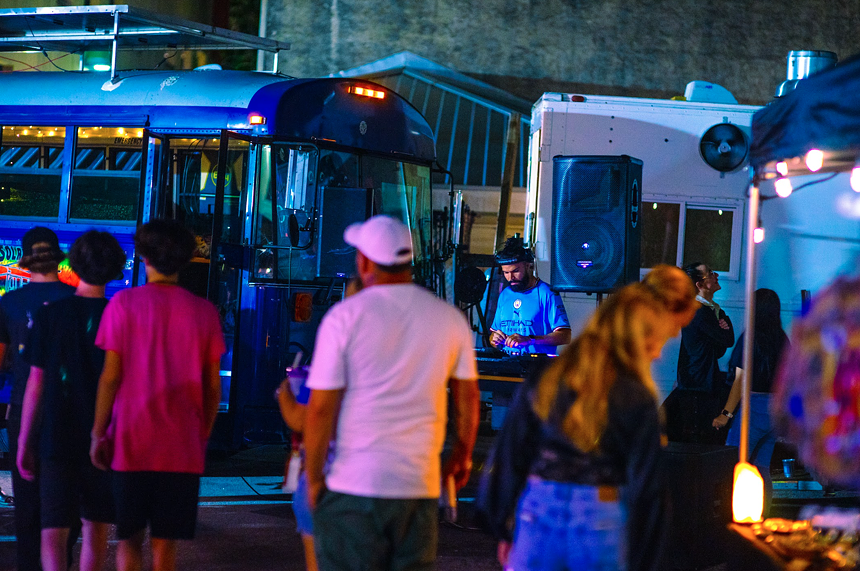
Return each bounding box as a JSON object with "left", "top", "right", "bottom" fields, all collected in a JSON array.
[
  {"left": 249, "top": 114, "right": 266, "bottom": 125},
  {"left": 350, "top": 86, "right": 385, "bottom": 99}
]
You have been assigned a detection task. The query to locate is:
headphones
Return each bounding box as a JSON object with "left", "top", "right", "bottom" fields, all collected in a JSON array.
[{"left": 494, "top": 236, "right": 535, "bottom": 265}]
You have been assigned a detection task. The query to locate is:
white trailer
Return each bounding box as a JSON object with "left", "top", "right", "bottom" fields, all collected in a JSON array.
[{"left": 523, "top": 89, "right": 860, "bottom": 396}]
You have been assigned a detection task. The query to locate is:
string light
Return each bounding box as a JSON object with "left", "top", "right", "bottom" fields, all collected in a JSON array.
[
  {"left": 775, "top": 177, "right": 793, "bottom": 198},
  {"left": 805, "top": 149, "right": 824, "bottom": 172}
]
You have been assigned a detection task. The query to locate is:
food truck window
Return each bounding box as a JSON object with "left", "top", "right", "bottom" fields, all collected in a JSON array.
[
  {"left": 640, "top": 201, "right": 681, "bottom": 268},
  {"left": 70, "top": 127, "right": 142, "bottom": 223},
  {"left": 0, "top": 125, "right": 65, "bottom": 218},
  {"left": 639, "top": 199, "right": 742, "bottom": 279},
  {"left": 682, "top": 206, "right": 735, "bottom": 274}
]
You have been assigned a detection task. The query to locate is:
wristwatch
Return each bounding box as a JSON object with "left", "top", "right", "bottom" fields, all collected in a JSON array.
[{"left": 721, "top": 409, "right": 734, "bottom": 419}]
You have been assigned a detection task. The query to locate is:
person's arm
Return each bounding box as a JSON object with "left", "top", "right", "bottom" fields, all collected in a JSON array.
[
  {"left": 713, "top": 367, "right": 743, "bottom": 429},
  {"left": 202, "top": 359, "right": 221, "bottom": 439},
  {"left": 90, "top": 350, "right": 121, "bottom": 471},
  {"left": 275, "top": 379, "right": 306, "bottom": 432},
  {"left": 442, "top": 377, "right": 480, "bottom": 490},
  {"left": 304, "top": 388, "right": 343, "bottom": 510},
  {"left": 17, "top": 366, "right": 44, "bottom": 481},
  {"left": 688, "top": 308, "right": 735, "bottom": 353}
]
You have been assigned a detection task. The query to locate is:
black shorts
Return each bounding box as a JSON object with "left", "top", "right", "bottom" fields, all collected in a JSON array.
[
  {"left": 40, "top": 457, "right": 116, "bottom": 529},
  {"left": 113, "top": 471, "right": 201, "bottom": 541}
]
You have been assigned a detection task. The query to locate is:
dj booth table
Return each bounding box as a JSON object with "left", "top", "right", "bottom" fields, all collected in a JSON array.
[
  {"left": 475, "top": 349, "right": 550, "bottom": 393},
  {"left": 475, "top": 350, "right": 551, "bottom": 429}
]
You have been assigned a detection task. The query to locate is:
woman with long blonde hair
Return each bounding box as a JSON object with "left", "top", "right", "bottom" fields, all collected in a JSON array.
[{"left": 480, "top": 269, "right": 696, "bottom": 571}]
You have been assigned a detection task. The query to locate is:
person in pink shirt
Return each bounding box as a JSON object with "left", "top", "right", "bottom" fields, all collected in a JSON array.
[{"left": 90, "top": 219, "right": 225, "bottom": 571}]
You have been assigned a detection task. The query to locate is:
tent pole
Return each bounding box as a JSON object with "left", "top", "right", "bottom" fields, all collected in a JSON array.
[{"left": 740, "top": 181, "right": 759, "bottom": 462}]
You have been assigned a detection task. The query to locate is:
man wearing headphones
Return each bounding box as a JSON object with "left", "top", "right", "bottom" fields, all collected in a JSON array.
[{"left": 489, "top": 237, "right": 571, "bottom": 355}]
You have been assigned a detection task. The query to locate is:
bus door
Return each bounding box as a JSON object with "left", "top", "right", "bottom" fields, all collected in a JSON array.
[
  {"left": 134, "top": 130, "right": 166, "bottom": 286},
  {"left": 210, "top": 131, "right": 253, "bottom": 445}
]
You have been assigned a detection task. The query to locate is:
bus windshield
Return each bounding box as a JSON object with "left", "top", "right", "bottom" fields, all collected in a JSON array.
[{"left": 253, "top": 144, "right": 432, "bottom": 284}]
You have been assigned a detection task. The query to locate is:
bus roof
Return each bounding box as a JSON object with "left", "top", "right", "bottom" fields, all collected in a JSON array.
[{"left": 0, "top": 70, "right": 436, "bottom": 162}]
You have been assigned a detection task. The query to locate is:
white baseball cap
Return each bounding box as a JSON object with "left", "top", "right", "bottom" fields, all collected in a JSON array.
[{"left": 344, "top": 215, "right": 413, "bottom": 266}]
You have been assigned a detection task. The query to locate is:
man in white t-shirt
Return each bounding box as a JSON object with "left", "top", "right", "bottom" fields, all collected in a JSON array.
[{"left": 304, "top": 215, "right": 479, "bottom": 571}]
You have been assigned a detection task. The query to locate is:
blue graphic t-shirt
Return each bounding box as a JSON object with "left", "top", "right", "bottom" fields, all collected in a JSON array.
[{"left": 491, "top": 280, "right": 570, "bottom": 355}]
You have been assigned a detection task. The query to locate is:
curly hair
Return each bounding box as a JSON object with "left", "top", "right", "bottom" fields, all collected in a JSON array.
[
  {"left": 69, "top": 230, "right": 127, "bottom": 286},
  {"left": 135, "top": 219, "right": 196, "bottom": 276}
]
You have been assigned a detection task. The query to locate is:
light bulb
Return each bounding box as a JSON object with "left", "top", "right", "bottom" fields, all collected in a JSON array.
[
  {"left": 776, "top": 161, "right": 789, "bottom": 176},
  {"left": 753, "top": 228, "right": 765, "bottom": 243},
  {"left": 805, "top": 149, "right": 824, "bottom": 172},
  {"left": 775, "top": 177, "right": 793, "bottom": 198},
  {"left": 851, "top": 167, "right": 860, "bottom": 193}
]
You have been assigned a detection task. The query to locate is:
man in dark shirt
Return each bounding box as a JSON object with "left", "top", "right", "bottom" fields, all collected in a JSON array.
[
  {"left": 17, "top": 230, "right": 126, "bottom": 571},
  {"left": 665, "top": 262, "right": 734, "bottom": 444},
  {"left": 0, "top": 227, "right": 75, "bottom": 571}
]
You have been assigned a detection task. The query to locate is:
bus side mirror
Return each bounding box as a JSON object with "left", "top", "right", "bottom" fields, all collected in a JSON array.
[{"left": 288, "top": 213, "right": 300, "bottom": 248}]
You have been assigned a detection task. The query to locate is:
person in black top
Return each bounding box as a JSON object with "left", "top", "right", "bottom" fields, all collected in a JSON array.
[
  {"left": 665, "top": 262, "right": 735, "bottom": 443},
  {"left": 16, "top": 230, "right": 126, "bottom": 571},
  {"left": 479, "top": 277, "right": 697, "bottom": 571},
  {"left": 0, "top": 227, "right": 76, "bottom": 571},
  {"left": 713, "top": 288, "right": 788, "bottom": 515}
]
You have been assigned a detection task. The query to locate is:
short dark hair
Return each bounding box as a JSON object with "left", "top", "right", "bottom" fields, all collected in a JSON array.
[
  {"left": 69, "top": 230, "right": 127, "bottom": 286},
  {"left": 135, "top": 219, "right": 196, "bottom": 276},
  {"left": 682, "top": 262, "right": 706, "bottom": 287}
]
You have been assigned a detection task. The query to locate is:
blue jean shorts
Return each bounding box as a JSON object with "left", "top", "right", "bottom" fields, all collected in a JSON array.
[
  {"left": 292, "top": 472, "right": 313, "bottom": 535},
  {"left": 508, "top": 477, "right": 627, "bottom": 571}
]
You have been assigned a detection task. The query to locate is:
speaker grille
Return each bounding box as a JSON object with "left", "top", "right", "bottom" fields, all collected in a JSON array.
[{"left": 551, "top": 156, "right": 642, "bottom": 292}]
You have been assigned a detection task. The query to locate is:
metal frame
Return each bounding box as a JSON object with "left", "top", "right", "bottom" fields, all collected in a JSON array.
[{"left": 0, "top": 5, "right": 290, "bottom": 80}]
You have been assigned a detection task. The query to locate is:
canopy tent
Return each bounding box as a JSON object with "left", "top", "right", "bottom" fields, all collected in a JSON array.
[
  {"left": 750, "top": 52, "right": 860, "bottom": 175},
  {"left": 739, "top": 52, "right": 860, "bottom": 488}
]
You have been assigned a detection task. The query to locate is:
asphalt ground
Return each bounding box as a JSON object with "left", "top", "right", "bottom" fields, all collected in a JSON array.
[{"left": 0, "top": 436, "right": 857, "bottom": 570}]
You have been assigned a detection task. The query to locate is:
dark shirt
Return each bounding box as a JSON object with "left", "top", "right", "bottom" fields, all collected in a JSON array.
[
  {"left": 727, "top": 330, "right": 789, "bottom": 393},
  {"left": 677, "top": 303, "right": 735, "bottom": 393},
  {"left": 28, "top": 296, "right": 109, "bottom": 461},
  {"left": 478, "top": 370, "right": 666, "bottom": 571},
  {"left": 0, "top": 281, "right": 76, "bottom": 406}
]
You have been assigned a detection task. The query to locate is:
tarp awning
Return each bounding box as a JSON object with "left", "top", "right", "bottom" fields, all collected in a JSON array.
[{"left": 750, "top": 52, "right": 860, "bottom": 170}]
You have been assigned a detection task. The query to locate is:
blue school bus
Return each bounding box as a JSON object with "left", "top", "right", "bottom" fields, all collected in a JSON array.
[{"left": 0, "top": 70, "right": 438, "bottom": 449}]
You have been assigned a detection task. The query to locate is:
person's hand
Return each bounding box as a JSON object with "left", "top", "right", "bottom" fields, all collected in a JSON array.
[
  {"left": 89, "top": 434, "right": 112, "bottom": 471},
  {"left": 718, "top": 318, "right": 730, "bottom": 330},
  {"left": 17, "top": 445, "right": 36, "bottom": 482},
  {"left": 442, "top": 451, "right": 474, "bottom": 490},
  {"left": 490, "top": 330, "right": 507, "bottom": 348},
  {"left": 504, "top": 334, "right": 530, "bottom": 348},
  {"left": 497, "top": 541, "right": 512, "bottom": 567},
  {"left": 307, "top": 478, "right": 326, "bottom": 511},
  {"left": 712, "top": 415, "right": 729, "bottom": 429}
]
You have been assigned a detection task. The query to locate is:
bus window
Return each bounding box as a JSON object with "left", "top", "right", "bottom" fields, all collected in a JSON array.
[
  {"left": 171, "top": 137, "right": 247, "bottom": 255},
  {"left": 363, "top": 157, "right": 432, "bottom": 268},
  {"left": 253, "top": 144, "right": 318, "bottom": 281},
  {"left": 318, "top": 149, "right": 358, "bottom": 188},
  {"left": 70, "top": 127, "right": 142, "bottom": 223},
  {"left": 0, "top": 125, "right": 65, "bottom": 218}
]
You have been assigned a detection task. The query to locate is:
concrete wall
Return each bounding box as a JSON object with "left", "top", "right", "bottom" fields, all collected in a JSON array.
[{"left": 267, "top": 0, "right": 860, "bottom": 105}]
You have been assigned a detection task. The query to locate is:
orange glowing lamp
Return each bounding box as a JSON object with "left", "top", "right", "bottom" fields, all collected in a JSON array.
[
  {"left": 349, "top": 86, "right": 385, "bottom": 99},
  {"left": 732, "top": 462, "right": 764, "bottom": 523}
]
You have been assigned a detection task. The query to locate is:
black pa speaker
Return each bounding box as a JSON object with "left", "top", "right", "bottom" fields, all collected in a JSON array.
[
  {"left": 661, "top": 443, "right": 736, "bottom": 570},
  {"left": 551, "top": 156, "right": 642, "bottom": 293}
]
